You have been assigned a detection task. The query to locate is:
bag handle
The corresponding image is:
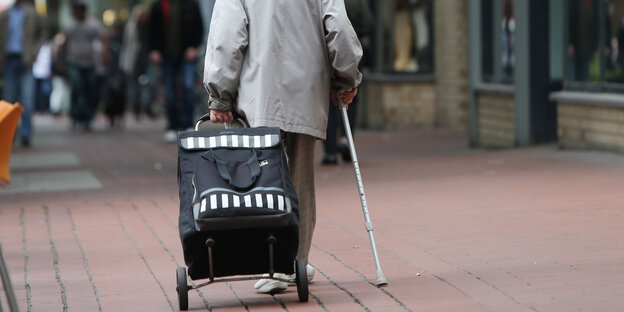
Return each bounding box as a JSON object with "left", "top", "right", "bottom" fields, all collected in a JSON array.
[
  {"left": 202, "top": 149, "right": 261, "bottom": 190},
  {"left": 195, "top": 112, "right": 249, "bottom": 130}
]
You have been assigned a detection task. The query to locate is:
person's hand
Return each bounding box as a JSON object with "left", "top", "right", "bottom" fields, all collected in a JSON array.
[
  {"left": 184, "top": 47, "right": 198, "bottom": 62},
  {"left": 332, "top": 88, "right": 358, "bottom": 107},
  {"left": 150, "top": 50, "right": 162, "bottom": 65},
  {"left": 210, "top": 110, "right": 234, "bottom": 123}
]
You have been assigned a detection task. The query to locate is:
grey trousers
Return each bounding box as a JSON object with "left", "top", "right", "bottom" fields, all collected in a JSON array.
[{"left": 282, "top": 132, "right": 316, "bottom": 261}]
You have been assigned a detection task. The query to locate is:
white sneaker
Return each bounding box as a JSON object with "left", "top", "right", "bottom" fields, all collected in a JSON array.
[
  {"left": 306, "top": 264, "right": 315, "bottom": 282},
  {"left": 254, "top": 273, "right": 289, "bottom": 294},
  {"left": 163, "top": 130, "right": 177, "bottom": 143},
  {"left": 287, "top": 264, "right": 315, "bottom": 285}
]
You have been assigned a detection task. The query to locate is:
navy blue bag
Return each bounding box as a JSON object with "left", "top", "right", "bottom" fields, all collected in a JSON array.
[{"left": 177, "top": 124, "right": 299, "bottom": 279}]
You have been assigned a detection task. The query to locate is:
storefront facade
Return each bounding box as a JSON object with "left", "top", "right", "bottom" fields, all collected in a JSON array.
[
  {"left": 469, "top": 0, "right": 624, "bottom": 154},
  {"left": 361, "top": 0, "right": 469, "bottom": 131}
]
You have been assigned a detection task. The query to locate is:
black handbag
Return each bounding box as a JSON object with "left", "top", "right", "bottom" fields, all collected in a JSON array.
[{"left": 177, "top": 125, "right": 298, "bottom": 232}]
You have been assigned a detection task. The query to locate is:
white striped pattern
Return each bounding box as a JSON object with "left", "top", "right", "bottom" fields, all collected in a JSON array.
[
  {"left": 180, "top": 134, "right": 280, "bottom": 150},
  {"left": 277, "top": 195, "right": 284, "bottom": 211},
  {"left": 198, "top": 193, "right": 292, "bottom": 211},
  {"left": 255, "top": 194, "right": 263, "bottom": 207},
  {"left": 210, "top": 194, "right": 218, "bottom": 210},
  {"left": 221, "top": 194, "right": 229, "bottom": 208}
]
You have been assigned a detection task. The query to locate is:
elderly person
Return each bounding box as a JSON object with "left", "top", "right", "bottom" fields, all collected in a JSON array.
[{"left": 204, "top": 0, "right": 362, "bottom": 294}]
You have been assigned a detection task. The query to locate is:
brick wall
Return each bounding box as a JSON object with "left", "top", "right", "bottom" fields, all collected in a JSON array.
[
  {"left": 478, "top": 93, "right": 516, "bottom": 148},
  {"left": 363, "top": 81, "right": 436, "bottom": 130},
  {"left": 434, "top": 0, "right": 470, "bottom": 130},
  {"left": 558, "top": 102, "right": 624, "bottom": 153}
]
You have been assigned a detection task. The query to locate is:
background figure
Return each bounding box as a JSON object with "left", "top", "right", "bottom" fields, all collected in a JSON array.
[
  {"left": 102, "top": 21, "right": 126, "bottom": 128},
  {"left": 33, "top": 29, "right": 54, "bottom": 114},
  {"left": 322, "top": 0, "right": 374, "bottom": 165},
  {"left": 49, "top": 32, "right": 71, "bottom": 116},
  {"left": 148, "top": 0, "right": 203, "bottom": 143},
  {"left": 0, "top": 0, "right": 45, "bottom": 147},
  {"left": 59, "top": 0, "right": 109, "bottom": 131},
  {"left": 119, "top": 4, "right": 155, "bottom": 121}
]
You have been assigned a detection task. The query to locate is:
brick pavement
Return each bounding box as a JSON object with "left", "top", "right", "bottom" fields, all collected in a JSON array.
[{"left": 1, "top": 114, "right": 624, "bottom": 311}]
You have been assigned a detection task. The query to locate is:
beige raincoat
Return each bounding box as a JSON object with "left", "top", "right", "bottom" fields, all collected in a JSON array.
[{"left": 203, "top": 0, "right": 363, "bottom": 139}]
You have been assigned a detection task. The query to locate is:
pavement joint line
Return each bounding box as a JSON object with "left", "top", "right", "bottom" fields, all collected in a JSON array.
[
  {"left": 379, "top": 228, "right": 543, "bottom": 312},
  {"left": 44, "top": 206, "right": 68, "bottom": 312},
  {"left": 311, "top": 243, "right": 412, "bottom": 312},
  {"left": 225, "top": 282, "right": 251, "bottom": 312},
  {"left": 20, "top": 207, "right": 32, "bottom": 312},
  {"left": 320, "top": 214, "right": 539, "bottom": 312},
  {"left": 413, "top": 222, "right": 567, "bottom": 311},
  {"left": 149, "top": 199, "right": 177, "bottom": 229},
  {"left": 317, "top": 215, "right": 491, "bottom": 311},
  {"left": 66, "top": 205, "right": 103, "bottom": 312},
  {"left": 152, "top": 198, "right": 360, "bottom": 311},
  {"left": 271, "top": 293, "right": 290, "bottom": 311},
  {"left": 130, "top": 203, "right": 214, "bottom": 311},
  {"left": 146, "top": 199, "right": 322, "bottom": 311},
  {"left": 110, "top": 203, "right": 176, "bottom": 312},
  {"left": 311, "top": 264, "right": 371, "bottom": 312},
  {"left": 309, "top": 292, "right": 330, "bottom": 312}
]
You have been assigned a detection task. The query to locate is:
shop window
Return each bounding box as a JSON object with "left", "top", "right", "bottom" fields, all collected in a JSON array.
[
  {"left": 375, "top": 0, "right": 434, "bottom": 74},
  {"left": 567, "top": 0, "right": 624, "bottom": 89},
  {"left": 481, "top": 0, "right": 515, "bottom": 84}
]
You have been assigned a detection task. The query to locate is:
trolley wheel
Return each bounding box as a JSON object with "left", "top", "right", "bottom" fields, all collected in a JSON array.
[
  {"left": 176, "top": 266, "right": 189, "bottom": 310},
  {"left": 295, "top": 259, "right": 309, "bottom": 302}
]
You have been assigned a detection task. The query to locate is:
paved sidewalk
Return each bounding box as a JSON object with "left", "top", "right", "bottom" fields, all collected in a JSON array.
[{"left": 1, "top": 114, "right": 624, "bottom": 311}]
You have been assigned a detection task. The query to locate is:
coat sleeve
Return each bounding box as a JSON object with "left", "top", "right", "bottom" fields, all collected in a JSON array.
[
  {"left": 322, "top": 0, "right": 363, "bottom": 91},
  {"left": 202, "top": 0, "right": 249, "bottom": 111}
]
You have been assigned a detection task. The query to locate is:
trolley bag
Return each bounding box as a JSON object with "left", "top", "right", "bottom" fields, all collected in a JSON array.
[{"left": 177, "top": 126, "right": 299, "bottom": 279}]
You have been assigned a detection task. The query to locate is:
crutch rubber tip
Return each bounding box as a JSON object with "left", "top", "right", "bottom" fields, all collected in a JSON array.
[{"left": 375, "top": 270, "right": 388, "bottom": 287}]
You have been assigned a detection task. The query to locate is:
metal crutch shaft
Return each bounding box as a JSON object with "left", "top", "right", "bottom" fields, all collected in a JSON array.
[{"left": 338, "top": 95, "right": 388, "bottom": 286}]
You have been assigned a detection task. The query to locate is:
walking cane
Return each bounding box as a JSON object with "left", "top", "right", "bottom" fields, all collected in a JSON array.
[{"left": 337, "top": 92, "right": 388, "bottom": 286}]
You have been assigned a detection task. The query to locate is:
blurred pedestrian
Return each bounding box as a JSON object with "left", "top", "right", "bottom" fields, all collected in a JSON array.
[
  {"left": 119, "top": 4, "right": 155, "bottom": 121},
  {"left": 148, "top": 0, "right": 203, "bottom": 143},
  {"left": 33, "top": 30, "right": 54, "bottom": 114},
  {"left": 103, "top": 21, "right": 127, "bottom": 128},
  {"left": 58, "top": 0, "right": 109, "bottom": 131},
  {"left": 205, "top": 0, "right": 362, "bottom": 294},
  {"left": 49, "top": 32, "right": 71, "bottom": 116},
  {"left": 322, "top": 0, "right": 374, "bottom": 165},
  {"left": 0, "top": 0, "right": 45, "bottom": 147}
]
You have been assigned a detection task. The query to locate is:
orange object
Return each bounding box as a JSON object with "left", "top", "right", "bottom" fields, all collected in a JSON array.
[{"left": 0, "top": 100, "right": 23, "bottom": 187}]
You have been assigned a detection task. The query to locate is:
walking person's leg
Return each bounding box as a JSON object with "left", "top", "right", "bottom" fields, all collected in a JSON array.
[
  {"left": 2, "top": 56, "right": 20, "bottom": 104},
  {"left": 84, "top": 67, "right": 99, "bottom": 129},
  {"left": 254, "top": 132, "right": 317, "bottom": 294},
  {"left": 18, "top": 66, "right": 36, "bottom": 145},
  {"left": 162, "top": 56, "right": 179, "bottom": 142},
  {"left": 68, "top": 66, "right": 85, "bottom": 128},
  {"left": 284, "top": 132, "right": 317, "bottom": 261},
  {"left": 179, "top": 60, "right": 197, "bottom": 130}
]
